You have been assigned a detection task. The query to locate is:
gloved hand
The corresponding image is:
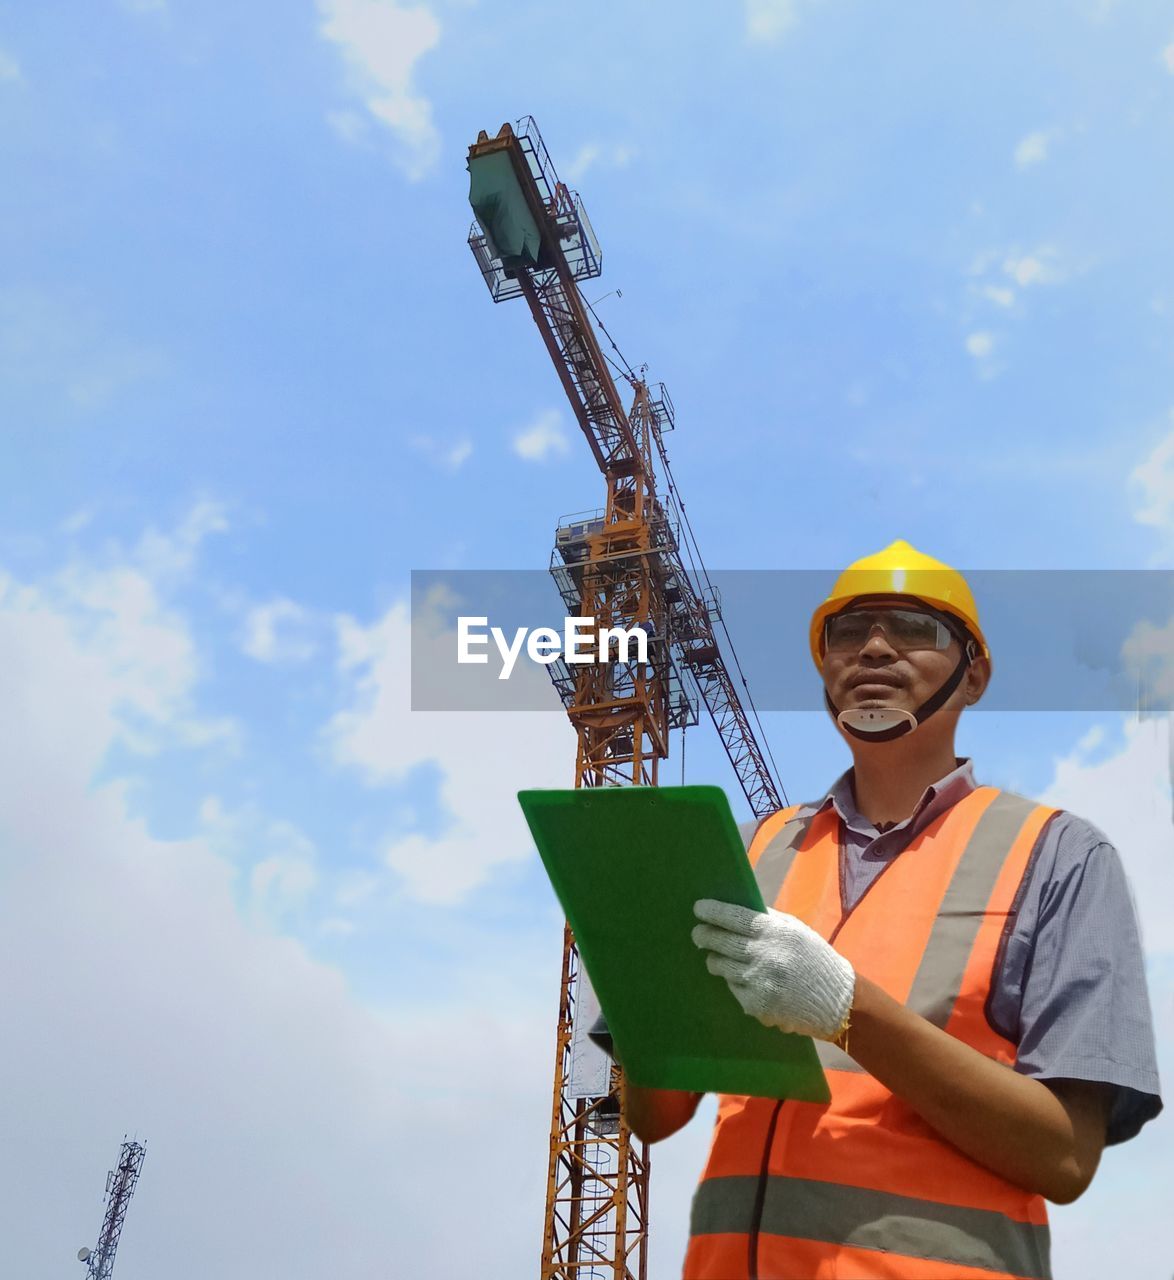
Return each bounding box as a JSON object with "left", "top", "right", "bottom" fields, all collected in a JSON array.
[{"left": 691, "top": 899, "right": 856, "bottom": 1042}]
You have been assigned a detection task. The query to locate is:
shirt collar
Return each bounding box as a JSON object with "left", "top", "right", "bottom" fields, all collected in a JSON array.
[{"left": 813, "top": 756, "right": 978, "bottom": 838}]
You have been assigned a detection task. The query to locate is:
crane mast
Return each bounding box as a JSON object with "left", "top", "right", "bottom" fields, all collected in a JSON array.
[
  {"left": 78, "top": 1138, "right": 145, "bottom": 1280},
  {"left": 467, "top": 117, "right": 783, "bottom": 1279}
]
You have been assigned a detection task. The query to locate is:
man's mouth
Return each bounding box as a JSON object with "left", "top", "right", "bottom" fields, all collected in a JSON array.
[{"left": 849, "top": 673, "right": 903, "bottom": 690}]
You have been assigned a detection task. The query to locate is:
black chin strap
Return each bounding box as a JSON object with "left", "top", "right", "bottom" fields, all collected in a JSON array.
[{"left": 826, "top": 647, "right": 972, "bottom": 743}]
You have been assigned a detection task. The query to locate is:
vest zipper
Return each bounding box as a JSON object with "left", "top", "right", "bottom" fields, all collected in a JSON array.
[{"left": 747, "top": 1098, "right": 784, "bottom": 1280}]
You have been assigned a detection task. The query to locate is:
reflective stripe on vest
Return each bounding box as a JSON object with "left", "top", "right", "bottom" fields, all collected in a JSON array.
[
  {"left": 688, "top": 787, "right": 1058, "bottom": 1280},
  {"left": 691, "top": 1174, "right": 1052, "bottom": 1279}
]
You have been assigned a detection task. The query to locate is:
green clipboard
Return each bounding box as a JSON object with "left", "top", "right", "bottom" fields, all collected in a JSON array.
[{"left": 518, "top": 785, "right": 829, "bottom": 1102}]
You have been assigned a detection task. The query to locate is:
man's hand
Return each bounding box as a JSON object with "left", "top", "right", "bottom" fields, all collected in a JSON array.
[{"left": 691, "top": 899, "right": 856, "bottom": 1042}]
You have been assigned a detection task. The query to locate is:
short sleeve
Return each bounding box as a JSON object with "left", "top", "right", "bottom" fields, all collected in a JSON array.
[{"left": 1005, "top": 814, "right": 1163, "bottom": 1146}]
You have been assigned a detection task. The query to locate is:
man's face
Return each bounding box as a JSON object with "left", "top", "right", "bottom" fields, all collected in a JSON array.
[{"left": 819, "top": 598, "right": 973, "bottom": 717}]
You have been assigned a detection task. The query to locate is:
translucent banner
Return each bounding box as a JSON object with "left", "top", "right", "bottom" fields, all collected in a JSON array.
[{"left": 411, "top": 569, "right": 1174, "bottom": 714}]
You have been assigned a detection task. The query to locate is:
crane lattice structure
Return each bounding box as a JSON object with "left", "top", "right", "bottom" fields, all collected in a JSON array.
[
  {"left": 467, "top": 118, "right": 785, "bottom": 1279},
  {"left": 78, "top": 1138, "right": 145, "bottom": 1280}
]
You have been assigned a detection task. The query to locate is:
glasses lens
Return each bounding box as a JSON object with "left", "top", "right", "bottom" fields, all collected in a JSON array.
[
  {"left": 887, "top": 611, "right": 943, "bottom": 648},
  {"left": 825, "top": 609, "right": 949, "bottom": 653},
  {"left": 825, "top": 612, "right": 872, "bottom": 650}
]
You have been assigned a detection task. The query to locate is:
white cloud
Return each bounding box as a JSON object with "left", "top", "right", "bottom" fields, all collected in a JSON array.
[
  {"left": 1086, "top": 0, "right": 1122, "bottom": 21},
  {"left": 0, "top": 523, "right": 568, "bottom": 1278},
  {"left": 512, "top": 409, "right": 570, "bottom": 462},
  {"left": 198, "top": 793, "right": 233, "bottom": 829},
  {"left": 0, "top": 713, "right": 556, "bottom": 1279},
  {"left": 175, "top": 712, "right": 242, "bottom": 752},
  {"left": 1005, "top": 257, "right": 1045, "bottom": 286},
  {"left": 0, "top": 506, "right": 233, "bottom": 758},
  {"left": 0, "top": 513, "right": 229, "bottom": 796},
  {"left": 746, "top": 0, "right": 804, "bottom": 42},
  {"left": 242, "top": 597, "right": 318, "bottom": 664},
  {"left": 0, "top": 46, "right": 22, "bottom": 83},
  {"left": 251, "top": 849, "right": 318, "bottom": 917},
  {"left": 1161, "top": 42, "right": 1174, "bottom": 74},
  {"left": 982, "top": 285, "right": 1016, "bottom": 308},
  {"left": 410, "top": 433, "right": 473, "bottom": 471},
  {"left": 1013, "top": 130, "right": 1051, "bottom": 169},
  {"left": 0, "top": 288, "right": 168, "bottom": 408},
  {"left": 1002, "top": 248, "right": 1066, "bottom": 287},
  {"left": 1129, "top": 421, "right": 1174, "bottom": 533},
  {"left": 325, "top": 591, "right": 575, "bottom": 903},
  {"left": 136, "top": 498, "right": 228, "bottom": 579},
  {"left": 201, "top": 797, "right": 318, "bottom": 865},
  {"left": 319, "top": 915, "right": 358, "bottom": 937},
  {"left": 0, "top": 501, "right": 235, "bottom": 773},
  {"left": 564, "top": 143, "right": 601, "bottom": 181},
  {"left": 1039, "top": 719, "right": 1173, "bottom": 1278},
  {"left": 963, "top": 245, "right": 1071, "bottom": 369},
  {"left": 334, "top": 868, "right": 381, "bottom": 908},
  {"left": 200, "top": 798, "right": 325, "bottom": 925},
  {"left": 1040, "top": 716, "right": 1174, "bottom": 950},
  {"left": 317, "top": 0, "right": 442, "bottom": 182},
  {"left": 1122, "top": 618, "right": 1174, "bottom": 710},
  {"left": 326, "top": 108, "right": 370, "bottom": 146},
  {"left": 67, "top": 348, "right": 167, "bottom": 408},
  {"left": 1121, "top": 423, "right": 1174, "bottom": 694},
  {"left": 964, "top": 244, "right": 1078, "bottom": 368},
  {"left": 446, "top": 439, "right": 472, "bottom": 467},
  {"left": 968, "top": 245, "right": 1069, "bottom": 293},
  {"left": 60, "top": 507, "right": 95, "bottom": 535},
  {"left": 1075, "top": 723, "right": 1106, "bottom": 755},
  {"left": 564, "top": 141, "right": 638, "bottom": 183}
]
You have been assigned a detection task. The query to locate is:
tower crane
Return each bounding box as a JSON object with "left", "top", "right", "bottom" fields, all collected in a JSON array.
[
  {"left": 77, "top": 1137, "right": 145, "bottom": 1280},
  {"left": 467, "top": 117, "right": 785, "bottom": 1280}
]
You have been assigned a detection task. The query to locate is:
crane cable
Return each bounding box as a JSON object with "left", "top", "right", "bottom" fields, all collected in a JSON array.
[
  {"left": 663, "top": 462, "right": 789, "bottom": 806},
  {"left": 582, "top": 293, "right": 788, "bottom": 806}
]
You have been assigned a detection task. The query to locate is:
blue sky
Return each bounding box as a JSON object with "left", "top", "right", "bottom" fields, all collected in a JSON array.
[{"left": 1, "top": 2, "right": 1172, "bottom": 1277}]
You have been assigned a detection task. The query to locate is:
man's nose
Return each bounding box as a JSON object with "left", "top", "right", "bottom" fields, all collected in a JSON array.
[{"left": 859, "top": 626, "right": 898, "bottom": 656}]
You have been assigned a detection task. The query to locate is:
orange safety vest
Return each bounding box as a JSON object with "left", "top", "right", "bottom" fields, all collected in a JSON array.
[{"left": 683, "top": 786, "right": 1059, "bottom": 1280}]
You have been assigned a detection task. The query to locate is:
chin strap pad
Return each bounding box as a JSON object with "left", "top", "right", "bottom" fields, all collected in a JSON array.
[{"left": 825, "top": 649, "right": 972, "bottom": 742}]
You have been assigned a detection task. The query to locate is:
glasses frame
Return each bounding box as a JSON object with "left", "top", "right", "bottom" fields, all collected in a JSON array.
[{"left": 823, "top": 606, "right": 958, "bottom": 656}]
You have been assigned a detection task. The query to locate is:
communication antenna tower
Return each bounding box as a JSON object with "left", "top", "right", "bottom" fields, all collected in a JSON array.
[{"left": 77, "top": 1137, "right": 146, "bottom": 1280}]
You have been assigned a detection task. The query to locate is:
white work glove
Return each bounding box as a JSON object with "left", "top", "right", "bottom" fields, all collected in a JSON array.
[{"left": 691, "top": 899, "right": 856, "bottom": 1042}]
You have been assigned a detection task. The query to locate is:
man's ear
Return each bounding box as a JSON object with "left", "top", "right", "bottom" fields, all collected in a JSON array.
[{"left": 965, "top": 656, "right": 991, "bottom": 704}]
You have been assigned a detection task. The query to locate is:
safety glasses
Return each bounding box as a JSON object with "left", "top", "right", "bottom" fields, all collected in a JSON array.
[{"left": 824, "top": 608, "right": 955, "bottom": 654}]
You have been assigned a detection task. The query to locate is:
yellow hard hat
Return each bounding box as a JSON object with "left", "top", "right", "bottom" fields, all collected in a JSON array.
[{"left": 809, "top": 539, "right": 989, "bottom": 669}]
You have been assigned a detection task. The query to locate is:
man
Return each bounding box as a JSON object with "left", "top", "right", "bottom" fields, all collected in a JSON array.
[{"left": 615, "top": 539, "right": 1163, "bottom": 1280}]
